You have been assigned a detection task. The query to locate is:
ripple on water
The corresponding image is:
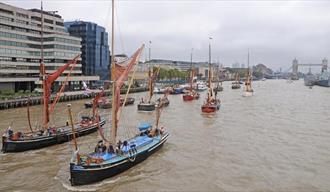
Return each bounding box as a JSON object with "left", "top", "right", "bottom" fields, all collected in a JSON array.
[{"left": 0, "top": 80, "right": 330, "bottom": 191}]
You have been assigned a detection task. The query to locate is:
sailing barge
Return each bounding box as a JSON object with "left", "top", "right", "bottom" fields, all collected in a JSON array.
[
  {"left": 69, "top": 41, "right": 169, "bottom": 185},
  {"left": 137, "top": 67, "right": 160, "bottom": 111},
  {"left": 1, "top": 57, "right": 106, "bottom": 153},
  {"left": 183, "top": 69, "right": 200, "bottom": 101},
  {"left": 201, "top": 38, "right": 220, "bottom": 113}
]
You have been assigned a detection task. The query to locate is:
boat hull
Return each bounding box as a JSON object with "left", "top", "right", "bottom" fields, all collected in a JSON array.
[
  {"left": 84, "top": 102, "right": 93, "bottom": 108},
  {"left": 201, "top": 103, "right": 220, "bottom": 113},
  {"left": 2, "top": 120, "right": 106, "bottom": 153},
  {"left": 98, "top": 97, "right": 135, "bottom": 109},
  {"left": 124, "top": 98, "right": 135, "bottom": 105},
  {"left": 137, "top": 103, "right": 156, "bottom": 111},
  {"left": 183, "top": 94, "right": 194, "bottom": 101},
  {"left": 231, "top": 85, "right": 241, "bottom": 89},
  {"left": 213, "top": 87, "right": 223, "bottom": 92},
  {"left": 315, "top": 79, "right": 330, "bottom": 87},
  {"left": 242, "top": 91, "right": 254, "bottom": 97},
  {"left": 70, "top": 133, "right": 169, "bottom": 186},
  {"left": 171, "top": 88, "right": 184, "bottom": 95}
]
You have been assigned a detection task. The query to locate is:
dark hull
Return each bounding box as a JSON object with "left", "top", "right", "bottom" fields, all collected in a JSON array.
[
  {"left": 137, "top": 103, "right": 156, "bottom": 111},
  {"left": 315, "top": 79, "right": 330, "bottom": 87},
  {"left": 124, "top": 98, "right": 135, "bottom": 105},
  {"left": 231, "top": 85, "right": 241, "bottom": 89},
  {"left": 70, "top": 133, "right": 169, "bottom": 186},
  {"left": 84, "top": 102, "right": 93, "bottom": 108},
  {"left": 99, "top": 98, "right": 135, "bottom": 109},
  {"left": 213, "top": 87, "right": 223, "bottom": 92},
  {"left": 2, "top": 120, "right": 106, "bottom": 153}
]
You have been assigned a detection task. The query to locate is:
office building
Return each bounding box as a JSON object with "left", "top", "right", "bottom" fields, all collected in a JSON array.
[
  {"left": 0, "top": 3, "right": 99, "bottom": 92},
  {"left": 65, "top": 21, "right": 110, "bottom": 80}
]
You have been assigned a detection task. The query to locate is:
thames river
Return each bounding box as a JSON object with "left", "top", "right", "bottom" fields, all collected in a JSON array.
[{"left": 0, "top": 79, "right": 330, "bottom": 191}]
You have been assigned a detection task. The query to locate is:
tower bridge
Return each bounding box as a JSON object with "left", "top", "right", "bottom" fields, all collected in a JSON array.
[{"left": 291, "top": 58, "right": 328, "bottom": 80}]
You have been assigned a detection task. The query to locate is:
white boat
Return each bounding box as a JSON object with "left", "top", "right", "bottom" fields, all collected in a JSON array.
[
  {"left": 153, "top": 87, "right": 166, "bottom": 94},
  {"left": 242, "top": 91, "right": 254, "bottom": 97},
  {"left": 242, "top": 50, "right": 254, "bottom": 97},
  {"left": 194, "top": 81, "right": 208, "bottom": 92}
]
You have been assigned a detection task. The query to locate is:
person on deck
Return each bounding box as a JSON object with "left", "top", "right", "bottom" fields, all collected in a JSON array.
[
  {"left": 7, "top": 126, "right": 13, "bottom": 139},
  {"left": 108, "top": 145, "right": 115, "bottom": 154},
  {"left": 95, "top": 140, "right": 106, "bottom": 153}
]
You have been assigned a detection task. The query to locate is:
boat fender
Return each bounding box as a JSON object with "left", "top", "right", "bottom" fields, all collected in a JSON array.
[{"left": 128, "top": 149, "right": 136, "bottom": 162}]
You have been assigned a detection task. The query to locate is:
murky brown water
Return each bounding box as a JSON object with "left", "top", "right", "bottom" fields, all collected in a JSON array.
[{"left": 1, "top": 80, "right": 330, "bottom": 192}]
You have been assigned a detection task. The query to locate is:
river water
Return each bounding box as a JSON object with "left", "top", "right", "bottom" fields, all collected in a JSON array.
[{"left": 0, "top": 79, "right": 329, "bottom": 192}]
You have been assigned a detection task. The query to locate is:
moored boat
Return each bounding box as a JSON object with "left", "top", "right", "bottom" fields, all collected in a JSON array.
[
  {"left": 138, "top": 67, "right": 159, "bottom": 111},
  {"left": 153, "top": 87, "right": 166, "bottom": 94},
  {"left": 170, "top": 85, "right": 185, "bottom": 94},
  {"left": 231, "top": 72, "right": 241, "bottom": 89},
  {"left": 157, "top": 92, "right": 170, "bottom": 107},
  {"left": 194, "top": 81, "right": 208, "bottom": 92},
  {"left": 314, "top": 71, "right": 330, "bottom": 87}
]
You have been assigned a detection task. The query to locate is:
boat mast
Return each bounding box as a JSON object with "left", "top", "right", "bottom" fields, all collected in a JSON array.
[
  {"left": 246, "top": 49, "right": 251, "bottom": 91},
  {"left": 110, "top": 0, "right": 117, "bottom": 145},
  {"left": 190, "top": 48, "right": 193, "bottom": 91},
  {"left": 67, "top": 104, "right": 80, "bottom": 164},
  {"left": 40, "top": 1, "right": 48, "bottom": 130},
  {"left": 148, "top": 41, "right": 153, "bottom": 102},
  {"left": 148, "top": 68, "right": 152, "bottom": 102},
  {"left": 208, "top": 37, "right": 212, "bottom": 89}
]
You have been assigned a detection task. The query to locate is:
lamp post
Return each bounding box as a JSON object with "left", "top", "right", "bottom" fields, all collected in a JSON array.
[
  {"left": 208, "top": 37, "right": 213, "bottom": 87},
  {"left": 148, "top": 41, "right": 152, "bottom": 62}
]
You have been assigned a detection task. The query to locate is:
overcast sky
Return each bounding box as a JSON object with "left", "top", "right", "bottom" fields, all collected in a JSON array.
[{"left": 4, "top": 0, "right": 330, "bottom": 71}]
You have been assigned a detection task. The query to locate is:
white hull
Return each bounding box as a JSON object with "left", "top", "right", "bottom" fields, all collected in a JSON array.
[{"left": 242, "top": 91, "right": 254, "bottom": 97}]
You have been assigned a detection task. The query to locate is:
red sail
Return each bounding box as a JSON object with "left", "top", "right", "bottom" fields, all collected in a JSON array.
[
  {"left": 43, "top": 55, "right": 80, "bottom": 127},
  {"left": 113, "top": 63, "right": 127, "bottom": 81},
  {"left": 114, "top": 45, "right": 144, "bottom": 126}
]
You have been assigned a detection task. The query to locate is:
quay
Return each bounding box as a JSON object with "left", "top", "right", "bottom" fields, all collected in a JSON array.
[{"left": 0, "top": 87, "right": 148, "bottom": 110}]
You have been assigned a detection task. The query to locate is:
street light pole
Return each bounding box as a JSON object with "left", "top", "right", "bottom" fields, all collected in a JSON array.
[
  {"left": 148, "top": 41, "right": 152, "bottom": 62},
  {"left": 208, "top": 37, "right": 212, "bottom": 87}
]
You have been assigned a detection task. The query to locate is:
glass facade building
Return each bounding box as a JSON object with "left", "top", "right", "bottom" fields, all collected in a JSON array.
[
  {"left": 65, "top": 21, "right": 110, "bottom": 80},
  {"left": 0, "top": 3, "right": 99, "bottom": 92}
]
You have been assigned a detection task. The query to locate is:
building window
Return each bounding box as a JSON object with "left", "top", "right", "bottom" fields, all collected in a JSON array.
[
  {"left": 16, "top": 12, "right": 28, "bottom": 18},
  {"left": 56, "top": 21, "right": 64, "bottom": 26},
  {"left": 44, "top": 18, "right": 53, "bottom": 24}
]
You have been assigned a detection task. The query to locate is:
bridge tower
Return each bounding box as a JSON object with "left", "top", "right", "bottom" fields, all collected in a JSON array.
[
  {"left": 322, "top": 58, "right": 328, "bottom": 72},
  {"left": 292, "top": 58, "right": 299, "bottom": 80}
]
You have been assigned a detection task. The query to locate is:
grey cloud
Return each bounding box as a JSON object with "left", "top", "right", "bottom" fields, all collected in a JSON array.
[{"left": 4, "top": 0, "right": 330, "bottom": 71}]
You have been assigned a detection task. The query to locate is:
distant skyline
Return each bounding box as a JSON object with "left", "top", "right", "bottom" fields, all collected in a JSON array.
[{"left": 3, "top": 0, "right": 330, "bottom": 71}]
